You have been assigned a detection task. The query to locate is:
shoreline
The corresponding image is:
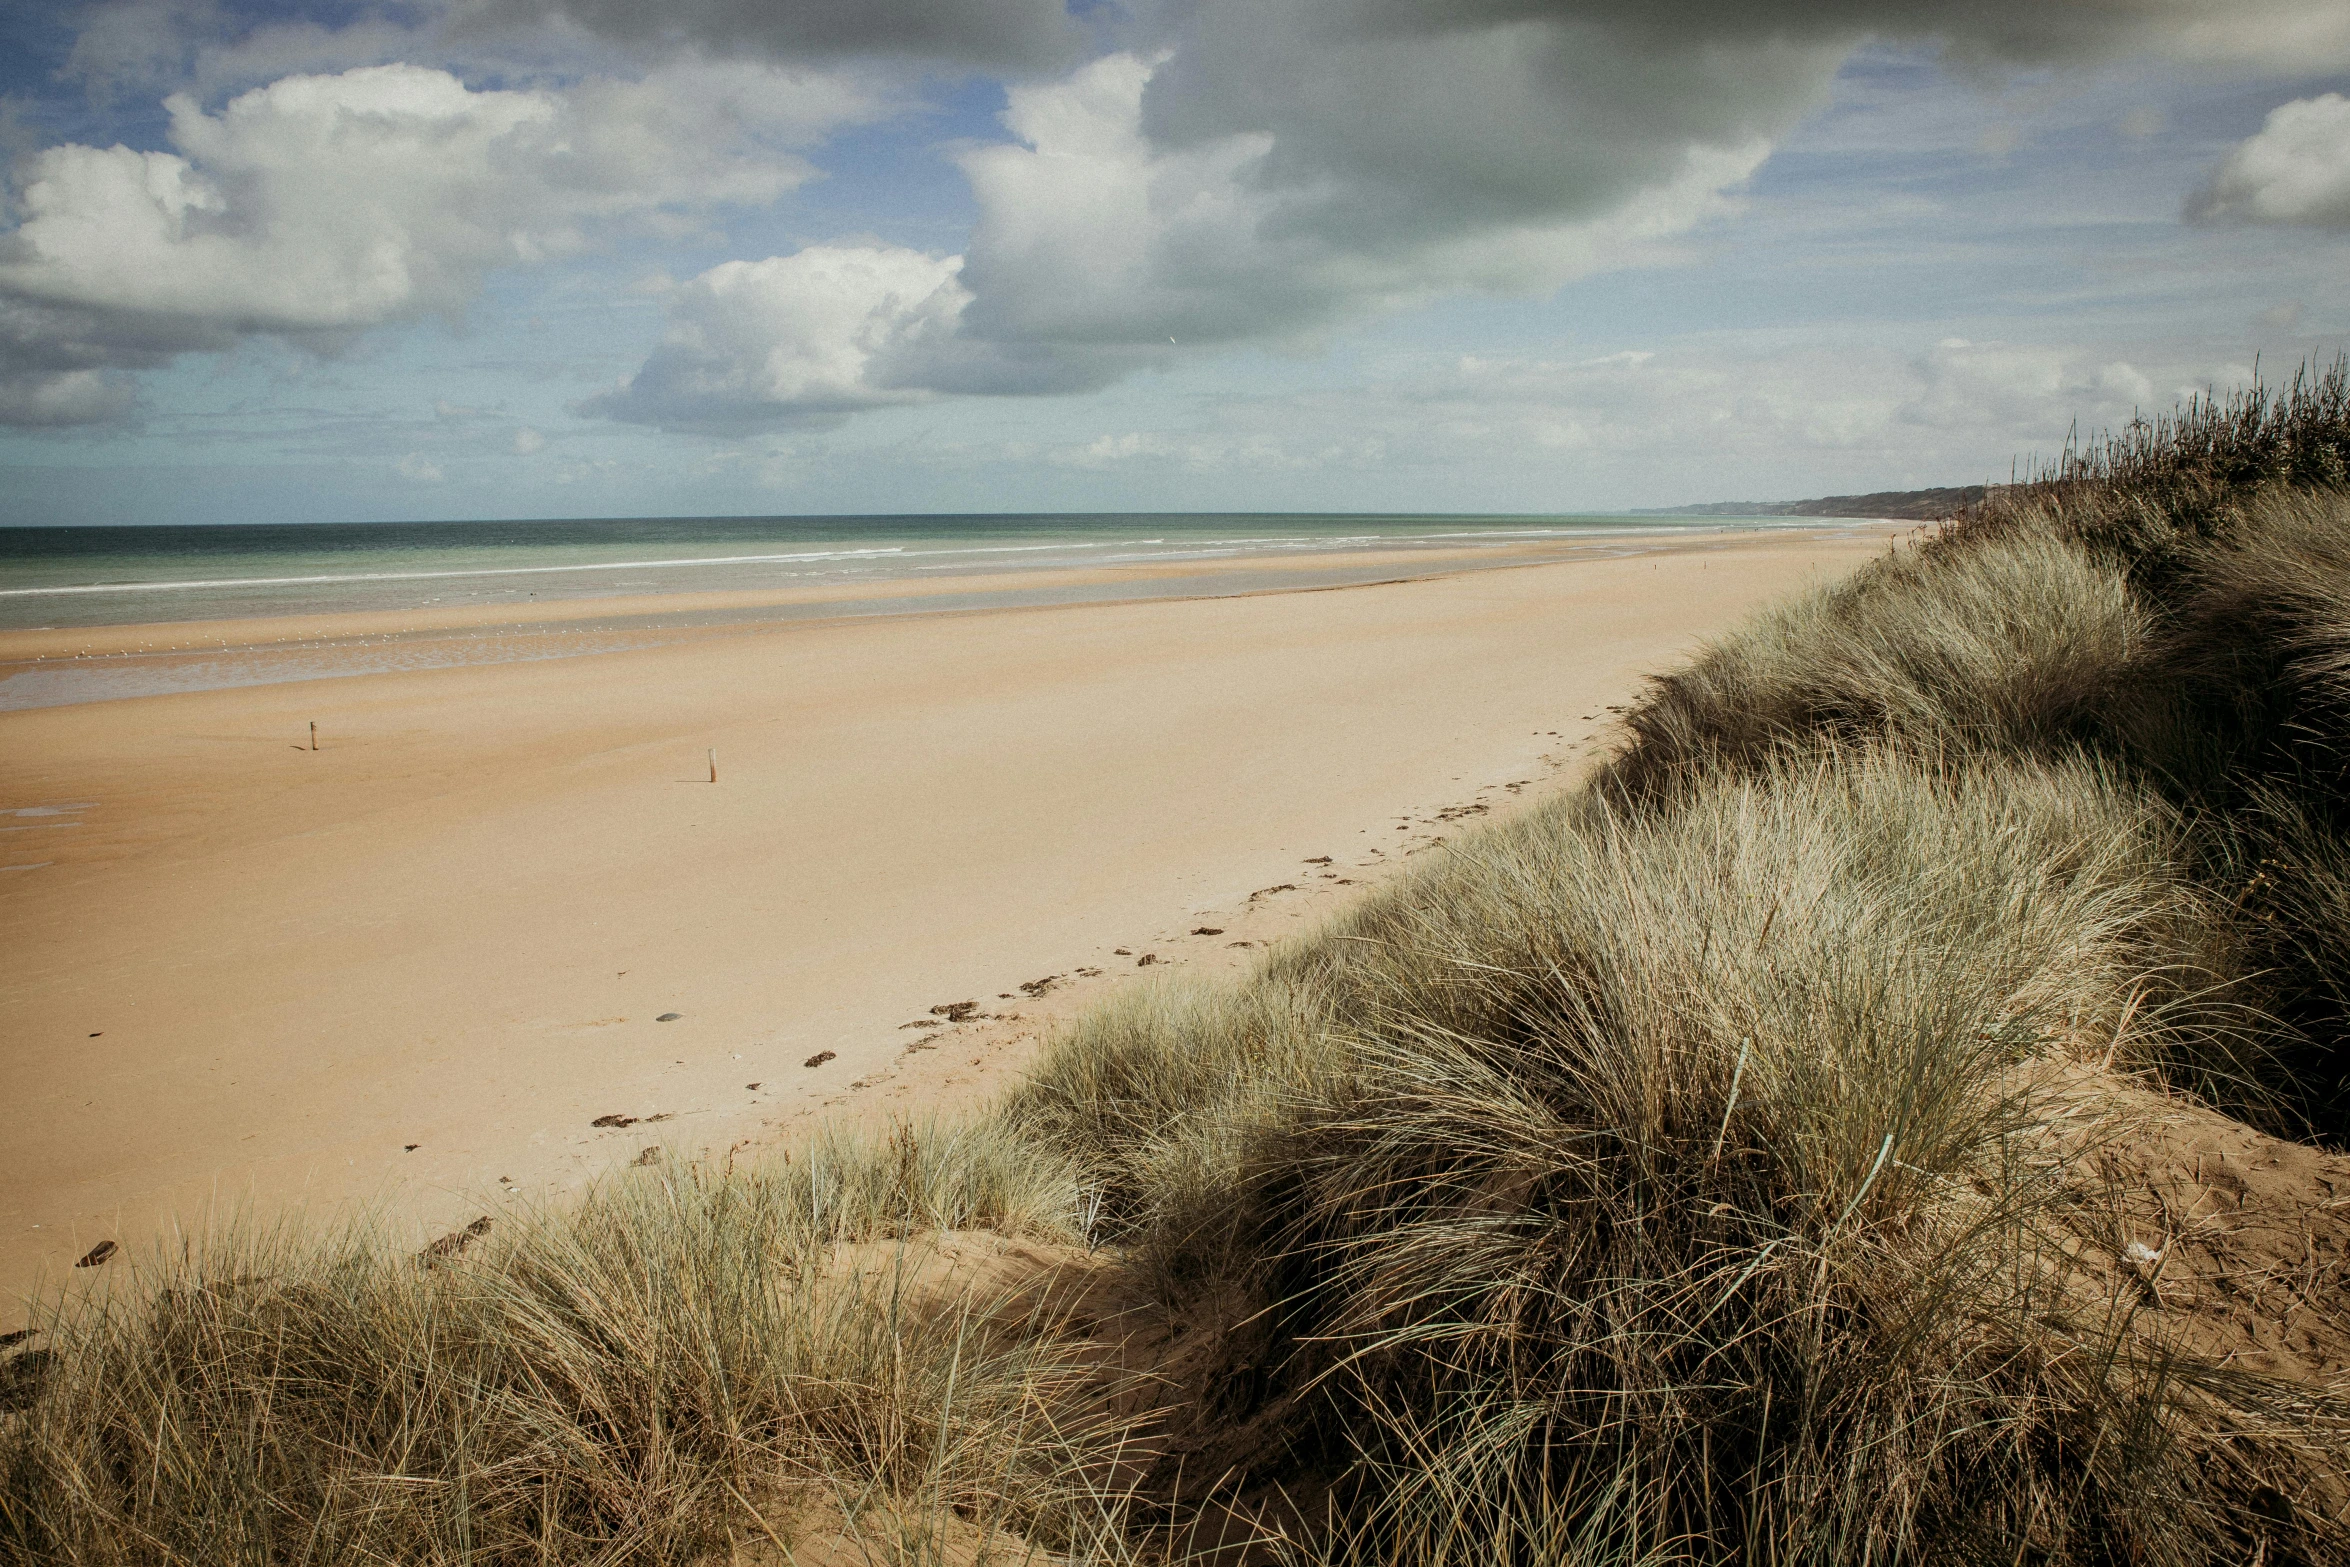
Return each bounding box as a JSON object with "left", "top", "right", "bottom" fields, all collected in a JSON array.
[
  {"left": 0, "top": 525, "right": 1901, "bottom": 1319},
  {"left": 0, "top": 522, "right": 1905, "bottom": 710}
]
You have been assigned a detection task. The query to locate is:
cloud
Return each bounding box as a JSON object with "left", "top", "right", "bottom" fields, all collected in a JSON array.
[
  {"left": 2188, "top": 93, "right": 2350, "bottom": 228},
  {"left": 0, "top": 366, "right": 137, "bottom": 427},
  {"left": 1052, "top": 335, "right": 2242, "bottom": 505},
  {"left": 62, "top": 0, "right": 442, "bottom": 102},
  {"left": 594, "top": 39, "right": 1791, "bottom": 431},
  {"left": 39, "top": 0, "right": 2350, "bottom": 437},
  {"left": 594, "top": 0, "right": 2350, "bottom": 433},
  {"left": 1265, "top": 0, "right": 2350, "bottom": 73},
  {"left": 583, "top": 244, "right": 974, "bottom": 432},
  {"left": 940, "top": 22, "right": 1823, "bottom": 363},
  {"left": 0, "top": 60, "right": 871, "bottom": 424},
  {"left": 450, "top": 0, "right": 1085, "bottom": 72}
]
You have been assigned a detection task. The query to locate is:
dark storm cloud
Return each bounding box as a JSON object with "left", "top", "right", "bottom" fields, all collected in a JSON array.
[
  {"left": 450, "top": 0, "right": 1086, "bottom": 71},
  {"left": 0, "top": 297, "right": 222, "bottom": 426},
  {"left": 1283, "top": 0, "right": 2345, "bottom": 66}
]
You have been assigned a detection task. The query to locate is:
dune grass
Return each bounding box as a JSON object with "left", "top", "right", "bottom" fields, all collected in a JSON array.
[
  {"left": 1599, "top": 515, "right": 2145, "bottom": 800},
  {"left": 1, "top": 1122, "right": 1129, "bottom": 1565},
  {"left": 1966, "top": 352, "right": 2350, "bottom": 586},
  {"left": 8, "top": 365, "right": 2350, "bottom": 1563},
  {"left": 1008, "top": 751, "right": 2322, "bottom": 1563}
]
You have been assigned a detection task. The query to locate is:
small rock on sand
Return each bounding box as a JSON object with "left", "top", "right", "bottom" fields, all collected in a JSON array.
[
  {"left": 74, "top": 1241, "right": 116, "bottom": 1269},
  {"left": 633, "top": 1147, "right": 662, "bottom": 1166},
  {"left": 1137, "top": 953, "right": 1159, "bottom": 966},
  {"left": 1191, "top": 927, "right": 1223, "bottom": 935},
  {"left": 746, "top": 1081, "right": 761, "bottom": 1090},
  {"left": 804, "top": 1050, "right": 837, "bottom": 1068},
  {"left": 655, "top": 1012, "right": 683, "bottom": 1022}
]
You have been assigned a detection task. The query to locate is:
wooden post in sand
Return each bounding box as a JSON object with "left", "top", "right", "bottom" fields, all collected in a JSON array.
[
  {"left": 708, "top": 748, "right": 718, "bottom": 784},
  {"left": 309, "top": 721, "right": 317, "bottom": 752}
]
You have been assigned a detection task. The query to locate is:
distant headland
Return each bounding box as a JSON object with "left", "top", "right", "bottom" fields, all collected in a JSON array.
[{"left": 1635, "top": 483, "right": 1987, "bottom": 520}]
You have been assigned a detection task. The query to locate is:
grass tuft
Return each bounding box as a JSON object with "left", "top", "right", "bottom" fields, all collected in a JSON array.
[{"left": 1, "top": 1123, "right": 1134, "bottom": 1565}]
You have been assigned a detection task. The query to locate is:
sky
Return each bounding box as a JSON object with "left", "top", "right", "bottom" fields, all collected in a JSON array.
[{"left": 0, "top": 0, "right": 2346, "bottom": 524}]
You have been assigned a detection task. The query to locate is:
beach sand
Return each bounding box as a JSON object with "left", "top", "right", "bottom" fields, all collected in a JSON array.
[{"left": 0, "top": 525, "right": 1903, "bottom": 1316}]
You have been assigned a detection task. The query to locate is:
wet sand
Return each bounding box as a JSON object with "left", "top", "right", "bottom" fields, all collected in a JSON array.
[{"left": 0, "top": 525, "right": 1902, "bottom": 1317}]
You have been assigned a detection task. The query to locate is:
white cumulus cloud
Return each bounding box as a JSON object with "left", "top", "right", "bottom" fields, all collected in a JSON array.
[
  {"left": 2189, "top": 93, "right": 2350, "bottom": 227},
  {"left": 584, "top": 245, "right": 974, "bottom": 432},
  {"left": 0, "top": 60, "right": 870, "bottom": 424}
]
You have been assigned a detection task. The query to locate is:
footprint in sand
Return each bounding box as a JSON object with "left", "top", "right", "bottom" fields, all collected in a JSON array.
[
  {"left": 590, "top": 1114, "right": 638, "bottom": 1128},
  {"left": 74, "top": 1241, "right": 116, "bottom": 1269},
  {"left": 804, "top": 1050, "right": 837, "bottom": 1068}
]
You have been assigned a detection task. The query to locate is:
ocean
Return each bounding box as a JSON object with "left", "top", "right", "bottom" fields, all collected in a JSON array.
[
  {"left": 0, "top": 512, "right": 1860, "bottom": 710},
  {"left": 0, "top": 512, "right": 1836, "bottom": 631}
]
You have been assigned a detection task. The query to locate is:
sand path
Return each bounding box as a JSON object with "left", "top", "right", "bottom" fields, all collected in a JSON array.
[{"left": 0, "top": 529, "right": 1897, "bottom": 1315}]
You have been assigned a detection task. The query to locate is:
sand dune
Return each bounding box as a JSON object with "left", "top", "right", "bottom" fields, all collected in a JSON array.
[{"left": 0, "top": 527, "right": 1898, "bottom": 1315}]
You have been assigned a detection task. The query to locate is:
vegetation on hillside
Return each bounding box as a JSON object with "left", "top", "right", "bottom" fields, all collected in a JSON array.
[{"left": 6, "top": 359, "right": 2350, "bottom": 1565}]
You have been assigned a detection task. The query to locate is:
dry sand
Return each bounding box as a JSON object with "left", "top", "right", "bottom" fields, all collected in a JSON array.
[{"left": 0, "top": 526, "right": 1903, "bottom": 1316}]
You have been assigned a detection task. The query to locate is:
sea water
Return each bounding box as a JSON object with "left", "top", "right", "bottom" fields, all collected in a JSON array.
[
  {"left": 0, "top": 512, "right": 1831, "bottom": 632},
  {"left": 0, "top": 512, "right": 1863, "bottom": 710}
]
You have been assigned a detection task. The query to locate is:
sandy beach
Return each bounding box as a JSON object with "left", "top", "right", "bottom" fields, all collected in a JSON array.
[{"left": 0, "top": 525, "right": 1900, "bottom": 1317}]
